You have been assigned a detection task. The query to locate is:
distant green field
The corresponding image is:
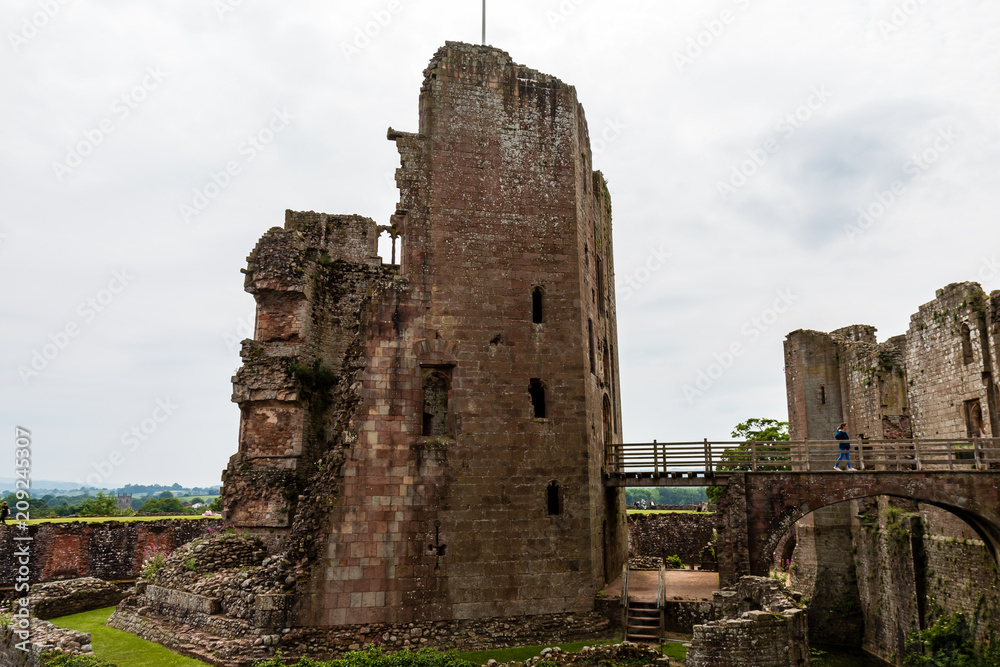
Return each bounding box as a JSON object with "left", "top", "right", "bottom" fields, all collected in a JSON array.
[{"left": 21, "top": 515, "right": 222, "bottom": 525}]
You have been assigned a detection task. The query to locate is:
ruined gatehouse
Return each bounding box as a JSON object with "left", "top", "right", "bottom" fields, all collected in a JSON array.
[
  {"left": 112, "top": 42, "right": 627, "bottom": 663},
  {"left": 783, "top": 282, "right": 1000, "bottom": 663}
]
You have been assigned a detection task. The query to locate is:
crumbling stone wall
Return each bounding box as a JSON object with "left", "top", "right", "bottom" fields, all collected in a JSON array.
[
  {"left": 210, "top": 41, "right": 627, "bottom": 637},
  {"left": 627, "top": 512, "right": 715, "bottom": 566},
  {"left": 29, "top": 577, "right": 126, "bottom": 620},
  {"left": 0, "top": 619, "right": 94, "bottom": 667},
  {"left": 686, "top": 576, "right": 809, "bottom": 667},
  {"left": 0, "top": 519, "right": 210, "bottom": 588}
]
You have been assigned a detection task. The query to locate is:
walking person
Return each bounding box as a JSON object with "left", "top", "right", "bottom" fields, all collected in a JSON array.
[
  {"left": 0, "top": 501, "right": 9, "bottom": 525},
  {"left": 834, "top": 422, "right": 855, "bottom": 471}
]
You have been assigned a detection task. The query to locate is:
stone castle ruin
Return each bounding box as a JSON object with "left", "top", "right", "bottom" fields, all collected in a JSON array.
[
  {"left": 111, "top": 42, "right": 627, "bottom": 663},
  {"left": 784, "top": 281, "right": 1000, "bottom": 663}
]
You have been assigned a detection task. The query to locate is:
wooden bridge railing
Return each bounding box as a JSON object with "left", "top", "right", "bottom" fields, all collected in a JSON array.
[{"left": 605, "top": 438, "right": 1000, "bottom": 477}]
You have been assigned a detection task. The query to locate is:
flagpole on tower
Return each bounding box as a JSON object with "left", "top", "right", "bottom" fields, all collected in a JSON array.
[{"left": 482, "top": 0, "right": 486, "bottom": 45}]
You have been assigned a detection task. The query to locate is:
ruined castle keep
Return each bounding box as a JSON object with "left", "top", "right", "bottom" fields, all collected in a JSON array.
[
  {"left": 221, "top": 42, "right": 626, "bottom": 627},
  {"left": 783, "top": 282, "right": 1000, "bottom": 664},
  {"left": 785, "top": 282, "right": 1000, "bottom": 443}
]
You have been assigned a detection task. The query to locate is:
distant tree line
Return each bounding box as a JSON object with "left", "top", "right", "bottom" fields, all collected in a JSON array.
[
  {"left": 1, "top": 490, "right": 223, "bottom": 518},
  {"left": 624, "top": 487, "right": 708, "bottom": 506}
]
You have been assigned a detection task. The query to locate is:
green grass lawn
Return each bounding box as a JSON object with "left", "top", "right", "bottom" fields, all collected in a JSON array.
[
  {"left": 22, "top": 515, "right": 222, "bottom": 525},
  {"left": 660, "top": 641, "right": 688, "bottom": 660},
  {"left": 50, "top": 607, "right": 209, "bottom": 666}
]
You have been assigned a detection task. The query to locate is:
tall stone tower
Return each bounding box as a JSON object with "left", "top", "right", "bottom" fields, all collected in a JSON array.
[{"left": 222, "top": 42, "right": 626, "bottom": 627}]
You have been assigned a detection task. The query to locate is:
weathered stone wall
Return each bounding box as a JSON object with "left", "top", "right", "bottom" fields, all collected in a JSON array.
[
  {"left": 211, "top": 41, "right": 628, "bottom": 633},
  {"left": 0, "top": 519, "right": 211, "bottom": 588},
  {"left": 627, "top": 512, "right": 715, "bottom": 566},
  {"left": 686, "top": 577, "right": 808, "bottom": 667},
  {"left": 790, "top": 503, "right": 862, "bottom": 648},
  {"left": 905, "top": 283, "right": 998, "bottom": 439}
]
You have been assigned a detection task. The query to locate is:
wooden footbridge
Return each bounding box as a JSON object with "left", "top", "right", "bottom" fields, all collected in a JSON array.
[
  {"left": 604, "top": 438, "right": 1000, "bottom": 583},
  {"left": 603, "top": 438, "right": 1000, "bottom": 486}
]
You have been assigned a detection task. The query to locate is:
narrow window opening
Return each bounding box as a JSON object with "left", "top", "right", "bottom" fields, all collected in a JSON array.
[
  {"left": 602, "top": 340, "right": 611, "bottom": 382},
  {"left": 961, "top": 323, "right": 974, "bottom": 365},
  {"left": 529, "top": 378, "right": 546, "bottom": 419},
  {"left": 820, "top": 385, "right": 826, "bottom": 405},
  {"left": 422, "top": 368, "right": 452, "bottom": 436},
  {"left": 377, "top": 229, "right": 398, "bottom": 266},
  {"left": 966, "top": 398, "right": 985, "bottom": 438},
  {"left": 588, "top": 320, "right": 596, "bottom": 374},
  {"left": 602, "top": 394, "right": 613, "bottom": 447},
  {"left": 532, "top": 287, "right": 544, "bottom": 324},
  {"left": 547, "top": 481, "right": 562, "bottom": 516},
  {"left": 595, "top": 256, "right": 605, "bottom": 317}
]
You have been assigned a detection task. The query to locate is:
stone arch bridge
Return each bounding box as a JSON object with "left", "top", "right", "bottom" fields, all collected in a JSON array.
[{"left": 604, "top": 439, "right": 1000, "bottom": 585}]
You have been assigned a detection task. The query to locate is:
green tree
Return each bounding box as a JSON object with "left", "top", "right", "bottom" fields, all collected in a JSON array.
[
  {"left": 77, "top": 491, "right": 120, "bottom": 517},
  {"left": 209, "top": 496, "right": 223, "bottom": 512},
  {"left": 706, "top": 418, "right": 790, "bottom": 503},
  {"left": 138, "top": 497, "right": 185, "bottom": 514},
  {"left": 157, "top": 490, "right": 174, "bottom": 499}
]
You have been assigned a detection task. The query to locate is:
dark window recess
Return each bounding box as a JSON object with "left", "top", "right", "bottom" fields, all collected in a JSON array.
[
  {"left": 966, "top": 398, "right": 985, "bottom": 438},
  {"left": 595, "top": 256, "right": 605, "bottom": 316},
  {"left": 602, "top": 394, "right": 613, "bottom": 446},
  {"left": 422, "top": 369, "right": 451, "bottom": 436},
  {"left": 547, "top": 481, "right": 562, "bottom": 516},
  {"left": 588, "top": 319, "right": 596, "bottom": 374},
  {"left": 961, "top": 324, "right": 974, "bottom": 365},
  {"left": 532, "top": 287, "right": 544, "bottom": 324},
  {"left": 530, "top": 378, "right": 546, "bottom": 419},
  {"left": 820, "top": 385, "right": 826, "bottom": 405},
  {"left": 602, "top": 340, "right": 611, "bottom": 382}
]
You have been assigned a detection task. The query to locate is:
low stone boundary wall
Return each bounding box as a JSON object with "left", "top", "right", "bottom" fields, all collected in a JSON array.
[
  {"left": 627, "top": 512, "right": 716, "bottom": 567},
  {"left": 686, "top": 577, "right": 809, "bottom": 667},
  {"left": 29, "top": 577, "right": 128, "bottom": 620},
  {"left": 110, "top": 607, "right": 613, "bottom": 667},
  {"left": 0, "top": 618, "right": 94, "bottom": 667},
  {"left": 0, "top": 520, "right": 213, "bottom": 588}
]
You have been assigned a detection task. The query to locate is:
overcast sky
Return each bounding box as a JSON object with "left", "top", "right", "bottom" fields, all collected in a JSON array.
[{"left": 3, "top": 1, "right": 999, "bottom": 487}]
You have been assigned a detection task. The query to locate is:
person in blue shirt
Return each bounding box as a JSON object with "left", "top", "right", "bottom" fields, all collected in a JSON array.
[{"left": 834, "top": 422, "right": 855, "bottom": 470}]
